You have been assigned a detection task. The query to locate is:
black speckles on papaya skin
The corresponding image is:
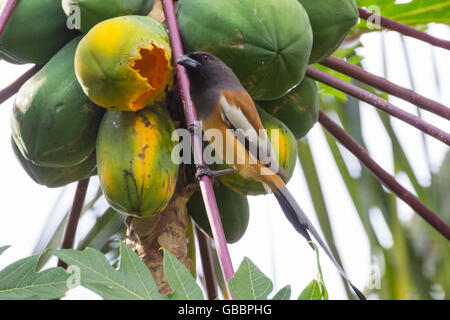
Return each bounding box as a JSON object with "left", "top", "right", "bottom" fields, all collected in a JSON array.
[
  {"left": 139, "top": 113, "right": 152, "bottom": 127},
  {"left": 123, "top": 159, "right": 144, "bottom": 214}
]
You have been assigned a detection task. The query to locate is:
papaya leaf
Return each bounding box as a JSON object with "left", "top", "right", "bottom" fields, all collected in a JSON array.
[
  {"left": 271, "top": 285, "right": 291, "bottom": 300},
  {"left": 162, "top": 248, "right": 203, "bottom": 300},
  {"left": 0, "top": 252, "right": 71, "bottom": 300},
  {"left": 357, "top": 0, "right": 450, "bottom": 27},
  {"left": 298, "top": 280, "right": 328, "bottom": 300},
  {"left": 51, "top": 241, "right": 164, "bottom": 300},
  {"left": 228, "top": 257, "right": 273, "bottom": 300},
  {"left": 0, "top": 246, "right": 10, "bottom": 257}
]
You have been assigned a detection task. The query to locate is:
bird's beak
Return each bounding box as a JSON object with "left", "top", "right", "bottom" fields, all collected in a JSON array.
[{"left": 176, "top": 55, "right": 201, "bottom": 68}]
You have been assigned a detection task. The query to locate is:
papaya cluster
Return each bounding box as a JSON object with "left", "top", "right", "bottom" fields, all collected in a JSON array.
[{"left": 3, "top": 0, "right": 358, "bottom": 243}]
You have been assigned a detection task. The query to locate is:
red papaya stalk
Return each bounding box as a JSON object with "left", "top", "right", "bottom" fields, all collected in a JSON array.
[
  {"left": 161, "top": 0, "right": 234, "bottom": 298},
  {"left": 358, "top": 7, "right": 450, "bottom": 51},
  {"left": 306, "top": 66, "right": 450, "bottom": 146},
  {"left": 57, "top": 178, "right": 90, "bottom": 269},
  {"left": 320, "top": 56, "right": 450, "bottom": 121},
  {"left": 0, "top": 65, "right": 41, "bottom": 105},
  {"left": 0, "top": 0, "right": 17, "bottom": 37},
  {"left": 319, "top": 110, "right": 450, "bottom": 241}
]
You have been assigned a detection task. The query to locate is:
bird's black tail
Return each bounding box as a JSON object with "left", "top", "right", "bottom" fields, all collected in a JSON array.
[{"left": 274, "top": 186, "right": 366, "bottom": 300}]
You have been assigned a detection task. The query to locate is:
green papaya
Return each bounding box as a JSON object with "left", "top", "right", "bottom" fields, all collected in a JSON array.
[
  {"left": 187, "top": 182, "right": 249, "bottom": 244},
  {"left": 0, "top": 0, "right": 78, "bottom": 65},
  {"left": 298, "top": 0, "right": 358, "bottom": 63},
  {"left": 96, "top": 103, "right": 179, "bottom": 218},
  {"left": 212, "top": 107, "right": 297, "bottom": 196},
  {"left": 257, "top": 77, "right": 319, "bottom": 139},
  {"left": 177, "top": 0, "right": 313, "bottom": 100},
  {"left": 11, "top": 36, "right": 105, "bottom": 168},
  {"left": 62, "top": 0, "right": 155, "bottom": 33},
  {"left": 12, "top": 137, "right": 96, "bottom": 188}
]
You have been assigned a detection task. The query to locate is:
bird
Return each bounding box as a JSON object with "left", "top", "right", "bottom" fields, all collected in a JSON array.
[{"left": 177, "top": 51, "right": 366, "bottom": 300}]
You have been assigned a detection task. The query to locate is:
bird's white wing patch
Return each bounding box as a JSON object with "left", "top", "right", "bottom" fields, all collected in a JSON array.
[{"left": 219, "top": 95, "right": 277, "bottom": 168}]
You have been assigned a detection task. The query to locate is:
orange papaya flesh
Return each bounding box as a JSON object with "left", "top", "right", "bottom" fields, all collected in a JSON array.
[{"left": 75, "top": 16, "right": 173, "bottom": 112}]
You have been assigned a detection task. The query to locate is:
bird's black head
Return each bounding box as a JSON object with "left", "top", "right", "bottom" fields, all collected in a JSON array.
[
  {"left": 176, "top": 51, "right": 221, "bottom": 71},
  {"left": 176, "top": 51, "right": 241, "bottom": 91}
]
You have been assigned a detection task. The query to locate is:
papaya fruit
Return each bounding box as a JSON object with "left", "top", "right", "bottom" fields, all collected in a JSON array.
[
  {"left": 11, "top": 36, "right": 105, "bottom": 168},
  {"left": 75, "top": 16, "right": 173, "bottom": 112},
  {"left": 212, "top": 107, "right": 297, "bottom": 196},
  {"left": 257, "top": 77, "right": 319, "bottom": 139},
  {"left": 187, "top": 181, "right": 249, "bottom": 244},
  {"left": 298, "top": 0, "right": 358, "bottom": 63},
  {"left": 0, "top": 0, "right": 77, "bottom": 65},
  {"left": 62, "top": 0, "right": 155, "bottom": 33},
  {"left": 177, "top": 0, "right": 313, "bottom": 100},
  {"left": 96, "top": 103, "right": 179, "bottom": 218},
  {"left": 11, "top": 137, "right": 96, "bottom": 188}
]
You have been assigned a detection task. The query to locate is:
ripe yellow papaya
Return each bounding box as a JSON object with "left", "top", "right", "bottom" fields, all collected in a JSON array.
[
  {"left": 75, "top": 16, "right": 173, "bottom": 112},
  {"left": 11, "top": 36, "right": 105, "bottom": 168},
  {"left": 212, "top": 107, "right": 297, "bottom": 196},
  {"left": 0, "top": 0, "right": 77, "bottom": 64},
  {"left": 96, "top": 103, "right": 179, "bottom": 218},
  {"left": 62, "top": 0, "right": 155, "bottom": 33},
  {"left": 11, "top": 138, "right": 96, "bottom": 188},
  {"left": 187, "top": 182, "right": 249, "bottom": 244},
  {"left": 257, "top": 77, "right": 319, "bottom": 139}
]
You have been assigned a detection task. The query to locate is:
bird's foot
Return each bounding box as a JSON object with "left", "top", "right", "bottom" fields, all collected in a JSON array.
[{"left": 195, "top": 165, "right": 237, "bottom": 181}]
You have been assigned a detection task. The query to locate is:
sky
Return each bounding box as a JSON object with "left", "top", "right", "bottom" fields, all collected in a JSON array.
[{"left": 0, "top": 25, "right": 448, "bottom": 300}]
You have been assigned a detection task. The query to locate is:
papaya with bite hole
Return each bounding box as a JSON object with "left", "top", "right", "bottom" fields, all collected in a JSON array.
[
  {"left": 177, "top": 0, "right": 313, "bottom": 100},
  {"left": 0, "top": 0, "right": 78, "bottom": 65},
  {"left": 187, "top": 181, "right": 249, "bottom": 244},
  {"left": 75, "top": 16, "right": 173, "bottom": 111},
  {"left": 257, "top": 77, "right": 319, "bottom": 139},
  {"left": 96, "top": 103, "right": 178, "bottom": 218},
  {"left": 212, "top": 107, "right": 297, "bottom": 196},
  {"left": 62, "top": 0, "right": 155, "bottom": 33},
  {"left": 11, "top": 36, "right": 105, "bottom": 168},
  {"left": 298, "top": 0, "right": 358, "bottom": 63}
]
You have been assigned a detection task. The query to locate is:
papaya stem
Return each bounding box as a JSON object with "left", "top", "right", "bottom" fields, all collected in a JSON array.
[
  {"left": 358, "top": 7, "right": 450, "bottom": 51},
  {"left": 57, "top": 178, "right": 90, "bottom": 269},
  {"left": 320, "top": 56, "right": 450, "bottom": 121},
  {"left": 195, "top": 226, "right": 218, "bottom": 300},
  {"left": 318, "top": 110, "right": 450, "bottom": 241},
  {"left": 306, "top": 66, "right": 450, "bottom": 146},
  {"left": 0, "top": 0, "right": 17, "bottom": 37},
  {"left": 161, "top": 0, "right": 234, "bottom": 298},
  {"left": 0, "top": 65, "right": 41, "bottom": 105}
]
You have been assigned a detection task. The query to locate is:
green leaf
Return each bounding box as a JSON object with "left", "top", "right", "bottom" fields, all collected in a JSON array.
[
  {"left": 298, "top": 280, "right": 328, "bottom": 300},
  {"left": 0, "top": 246, "right": 10, "bottom": 257},
  {"left": 356, "top": 0, "right": 450, "bottom": 32},
  {"left": 228, "top": 257, "right": 273, "bottom": 300},
  {"left": 271, "top": 285, "right": 291, "bottom": 300},
  {"left": 0, "top": 253, "right": 70, "bottom": 300},
  {"left": 162, "top": 248, "right": 203, "bottom": 300},
  {"left": 51, "top": 241, "right": 164, "bottom": 300}
]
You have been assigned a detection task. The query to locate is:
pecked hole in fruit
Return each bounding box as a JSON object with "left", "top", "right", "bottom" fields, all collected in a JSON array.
[{"left": 130, "top": 45, "right": 172, "bottom": 110}]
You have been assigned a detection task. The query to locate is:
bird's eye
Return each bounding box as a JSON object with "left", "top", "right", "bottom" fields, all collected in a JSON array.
[{"left": 202, "top": 55, "right": 209, "bottom": 62}]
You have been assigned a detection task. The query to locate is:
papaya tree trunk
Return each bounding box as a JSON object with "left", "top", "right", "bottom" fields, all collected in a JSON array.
[{"left": 125, "top": 166, "right": 197, "bottom": 294}]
